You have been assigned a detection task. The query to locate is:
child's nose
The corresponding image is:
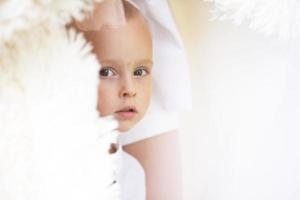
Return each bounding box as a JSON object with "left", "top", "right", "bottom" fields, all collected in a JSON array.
[{"left": 119, "top": 77, "right": 136, "bottom": 98}]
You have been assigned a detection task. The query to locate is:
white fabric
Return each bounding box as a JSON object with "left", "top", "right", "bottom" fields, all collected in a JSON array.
[
  {"left": 111, "top": 145, "right": 146, "bottom": 200},
  {"left": 120, "top": 0, "right": 191, "bottom": 144},
  {"left": 119, "top": 96, "right": 179, "bottom": 145}
]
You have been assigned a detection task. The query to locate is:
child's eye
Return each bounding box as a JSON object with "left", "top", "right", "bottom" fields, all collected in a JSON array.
[
  {"left": 134, "top": 67, "right": 148, "bottom": 76},
  {"left": 99, "top": 67, "right": 115, "bottom": 77}
]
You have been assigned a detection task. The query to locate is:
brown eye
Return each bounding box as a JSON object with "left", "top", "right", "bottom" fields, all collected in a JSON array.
[
  {"left": 134, "top": 67, "right": 148, "bottom": 76},
  {"left": 99, "top": 67, "right": 115, "bottom": 77}
]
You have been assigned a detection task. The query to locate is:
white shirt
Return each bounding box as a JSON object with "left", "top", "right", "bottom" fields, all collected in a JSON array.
[{"left": 111, "top": 145, "right": 146, "bottom": 200}]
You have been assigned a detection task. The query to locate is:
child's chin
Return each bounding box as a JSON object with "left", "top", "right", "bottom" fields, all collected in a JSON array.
[{"left": 118, "top": 121, "right": 137, "bottom": 133}]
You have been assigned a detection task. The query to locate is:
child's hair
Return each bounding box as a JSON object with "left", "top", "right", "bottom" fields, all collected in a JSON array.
[{"left": 123, "top": 0, "right": 139, "bottom": 19}]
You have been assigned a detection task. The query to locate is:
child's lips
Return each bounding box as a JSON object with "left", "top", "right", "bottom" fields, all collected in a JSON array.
[{"left": 115, "top": 106, "right": 137, "bottom": 120}]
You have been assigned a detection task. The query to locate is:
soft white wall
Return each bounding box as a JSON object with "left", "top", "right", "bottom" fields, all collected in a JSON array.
[{"left": 169, "top": 1, "right": 300, "bottom": 200}]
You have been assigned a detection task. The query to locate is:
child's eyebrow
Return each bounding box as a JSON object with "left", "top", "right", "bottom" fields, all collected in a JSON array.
[
  {"left": 100, "top": 59, "right": 153, "bottom": 67},
  {"left": 100, "top": 59, "right": 118, "bottom": 64},
  {"left": 137, "top": 59, "right": 153, "bottom": 67}
]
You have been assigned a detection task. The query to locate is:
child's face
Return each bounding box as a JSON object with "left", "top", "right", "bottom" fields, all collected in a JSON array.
[{"left": 85, "top": 15, "right": 153, "bottom": 132}]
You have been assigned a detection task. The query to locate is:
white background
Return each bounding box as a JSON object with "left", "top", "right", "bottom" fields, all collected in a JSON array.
[{"left": 169, "top": 1, "right": 300, "bottom": 199}]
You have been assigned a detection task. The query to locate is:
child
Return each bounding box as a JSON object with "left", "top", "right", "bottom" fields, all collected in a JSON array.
[
  {"left": 75, "top": 0, "right": 191, "bottom": 199},
  {"left": 77, "top": 1, "right": 152, "bottom": 199}
]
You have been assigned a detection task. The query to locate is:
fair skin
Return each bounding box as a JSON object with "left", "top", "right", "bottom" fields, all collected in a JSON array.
[
  {"left": 78, "top": 2, "right": 183, "bottom": 199},
  {"left": 83, "top": 10, "right": 153, "bottom": 132},
  {"left": 124, "top": 130, "right": 183, "bottom": 200}
]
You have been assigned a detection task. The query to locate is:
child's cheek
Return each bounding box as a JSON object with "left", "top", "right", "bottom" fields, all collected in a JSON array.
[
  {"left": 97, "top": 82, "right": 116, "bottom": 116},
  {"left": 97, "top": 95, "right": 113, "bottom": 116}
]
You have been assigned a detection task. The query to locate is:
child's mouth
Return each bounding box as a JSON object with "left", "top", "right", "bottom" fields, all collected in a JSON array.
[{"left": 115, "top": 106, "right": 137, "bottom": 119}]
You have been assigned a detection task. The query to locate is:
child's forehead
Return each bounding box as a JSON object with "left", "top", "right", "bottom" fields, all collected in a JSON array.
[
  {"left": 75, "top": 0, "right": 148, "bottom": 33},
  {"left": 84, "top": 11, "right": 151, "bottom": 45},
  {"left": 83, "top": 14, "right": 153, "bottom": 64}
]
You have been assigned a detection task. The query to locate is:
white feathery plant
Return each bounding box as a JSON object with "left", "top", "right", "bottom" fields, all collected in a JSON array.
[
  {"left": 206, "top": 0, "right": 300, "bottom": 40},
  {"left": 0, "top": 0, "right": 120, "bottom": 199},
  {"left": 0, "top": 0, "right": 101, "bottom": 41}
]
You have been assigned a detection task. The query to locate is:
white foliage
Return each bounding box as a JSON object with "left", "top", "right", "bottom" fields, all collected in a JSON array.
[
  {"left": 0, "top": 0, "right": 102, "bottom": 41},
  {"left": 0, "top": 0, "right": 120, "bottom": 199},
  {"left": 207, "top": 0, "right": 300, "bottom": 39},
  {"left": 0, "top": 20, "right": 119, "bottom": 200}
]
